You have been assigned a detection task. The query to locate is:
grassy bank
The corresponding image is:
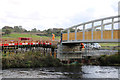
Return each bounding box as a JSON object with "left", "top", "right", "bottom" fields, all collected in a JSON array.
[
  {"left": 97, "top": 54, "right": 120, "bottom": 66},
  {"left": 99, "top": 43, "right": 119, "bottom": 47},
  {"left": 2, "top": 51, "right": 62, "bottom": 69},
  {"left": 2, "top": 33, "right": 60, "bottom": 39},
  {"left": 3, "top": 33, "right": 40, "bottom": 38},
  {"left": 79, "top": 53, "right": 120, "bottom": 66},
  {"left": 99, "top": 43, "right": 120, "bottom": 50}
]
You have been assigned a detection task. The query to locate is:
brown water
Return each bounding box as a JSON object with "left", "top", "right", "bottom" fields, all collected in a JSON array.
[{"left": 1, "top": 66, "right": 120, "bottom": 79}]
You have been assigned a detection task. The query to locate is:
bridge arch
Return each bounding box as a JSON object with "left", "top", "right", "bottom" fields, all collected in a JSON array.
[{"left": 61, "top": 15, "right": 120, "bottom": 43}]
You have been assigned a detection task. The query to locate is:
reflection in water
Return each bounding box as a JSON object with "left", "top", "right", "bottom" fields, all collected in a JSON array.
[
  {"left": 54, "top": 66, "right": 83, "bottom": 78},
  {"left": 2, "top": 66, "right": 120, "bottom": 79}
]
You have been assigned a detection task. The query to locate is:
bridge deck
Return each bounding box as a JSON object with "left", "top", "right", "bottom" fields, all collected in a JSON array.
[{"left": 62, "top": 30, "right": 119, "bottom": 43}]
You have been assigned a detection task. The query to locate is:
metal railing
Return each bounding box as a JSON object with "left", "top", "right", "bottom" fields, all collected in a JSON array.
[{"left": 61, "top": 15, "right": 120, "bottom": 43}]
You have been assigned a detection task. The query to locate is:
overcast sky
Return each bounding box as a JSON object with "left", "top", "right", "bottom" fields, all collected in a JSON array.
[{"left": 0, "top": 0, "right": 119, "bottom": 30}]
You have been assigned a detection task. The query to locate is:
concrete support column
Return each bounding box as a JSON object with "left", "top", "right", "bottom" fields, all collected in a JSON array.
[
  {"left": 67, "top": 29, "right": 70, "bottom": 41},
  {"left": 75, "top": 27, "right": 77, "bottom": 41}
]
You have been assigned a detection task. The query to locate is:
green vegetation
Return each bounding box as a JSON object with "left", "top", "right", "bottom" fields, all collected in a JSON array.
[
  {"left": 66, "top": 53, "right": 120, "bottom": 66},
  {"left": 2, "top": 51, "right": 62, "bottom": 69},
  {"left": 2, "top": 51, "right": 120, "bottom": 69},
  {"left": 4, "top": 29, "right": 11, "bottom": 35},
  {"left": 98, "top": 54, "right": 120, "bottom": 66},
  {"left": 2, "top": 26, "right": 62, "bottom": 37},
  {"left": 2, "top": 33, "right": 60, "bottom": 39},
  {"left": 2, "top": 33, "right": 60, "bottom": 42},
  {"left": 99, "top": 43, "right": 120, "bottom": 50},
  {"left": 99, "top": 43, "right": 119, "bottom": 47},
  {"left": 81, "top": 53, "right": 120, "bottom": 66},
  {"left": 2, "top": 33, "right": 40, "bottom": 38}
]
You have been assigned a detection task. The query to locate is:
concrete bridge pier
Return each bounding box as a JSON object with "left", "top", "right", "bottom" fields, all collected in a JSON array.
[{"left": 57, "top": 44, "right": 83, "bottom": 61}]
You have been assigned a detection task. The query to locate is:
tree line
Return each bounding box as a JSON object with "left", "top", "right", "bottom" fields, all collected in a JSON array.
[{"left": 2, "top": 26, "right": 64, "bottom": 36}]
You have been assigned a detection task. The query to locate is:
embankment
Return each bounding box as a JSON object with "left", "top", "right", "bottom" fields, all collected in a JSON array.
[
  {"left": 2, "top": 51, "right": 120, "bottom": 69},
  {"left": 2, "top": 51, "right": 62, "bottom": 69},
  {"left": 77, "top": 53, "right": 120, "bottom": 66},
  {"left": 97, "top": 53, "right": 120, "bottom": 66}
]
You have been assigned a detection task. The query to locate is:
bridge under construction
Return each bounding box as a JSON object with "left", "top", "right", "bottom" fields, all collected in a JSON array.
[
  {"left": 0, "top": 15, "right": 120, "bottom": 61},
  {"left": 61, "top": 15, "right": 120, "bottom": 43},
  {"left": 57, "top": 15, "right": 120, "bottom": 61}
]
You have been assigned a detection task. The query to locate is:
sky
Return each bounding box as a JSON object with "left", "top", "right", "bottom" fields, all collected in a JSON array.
[{"left": 0, "top": 0, "right": 119, "bottom": 31}]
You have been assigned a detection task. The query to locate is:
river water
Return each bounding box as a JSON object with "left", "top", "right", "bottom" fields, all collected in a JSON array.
[{"left": 1, "top": 66, "right": 120, "bottom": 79}]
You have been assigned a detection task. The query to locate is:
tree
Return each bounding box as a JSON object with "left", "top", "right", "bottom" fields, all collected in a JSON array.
[
  {"left": 38, "top": 30, "right": 41, "bottom": 32},
  {"left": 31, "top": 28, "right": 37, "bottom": 32},
  {"left": 2, "top": 26, "right": 14, "bottom": 32},
  {"left": 14, "top": 26, "right": 25, "bottom": 32},
  {"left": 24, "top": 30, "right": 28, "bottom": 32},
  {"left": 5, "top": 29, "right": 11, "bottom": 35},
  {"left": 14, "top": 26, "right": 21, "bottom": 32}
]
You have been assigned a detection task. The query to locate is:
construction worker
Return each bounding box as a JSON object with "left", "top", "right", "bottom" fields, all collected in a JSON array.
[
  {"left": 52, "top": 33, "right": 55, "bottom": 41},
  {"left": 80, "top": 43, "right": 84, "bottom": 51}
]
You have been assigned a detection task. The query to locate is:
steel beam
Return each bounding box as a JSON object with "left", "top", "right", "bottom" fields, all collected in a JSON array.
[
  {"left": 61, "top": 15, "right": 120, "bottom": 44},
  {"left": 111, "top": 18, "right": 114, "bottom": 40},
  {"left": 62, "top": 15, "right": 120, "bottom": 31},
  {"left": 67, "top": 29, "right": 70, "bottom": 41},
  {"left": 83, "top": 24, "right": 85, "bottom": 40},
  {"left": 62, "top": 39, "right": 119, "bottom": 44},
  {"left": 101, "top": 20, "right": 104, "bottom": 40},
  {"left": 92, "top": 22, "right": 94, "bottom": 41},
  {"left": 75, "top": 27, "right": 77, "bottom": 41}
]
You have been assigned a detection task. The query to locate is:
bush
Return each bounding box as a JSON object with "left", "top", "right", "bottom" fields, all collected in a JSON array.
[
  {"left": 2, "top": 51, "right": 62, "bottom": 69},
  {"left": 98, "top": 54, "right": 120, "bottom": 66}
]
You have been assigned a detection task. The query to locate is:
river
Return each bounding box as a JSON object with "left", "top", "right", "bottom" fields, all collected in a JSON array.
[{"left": 1, "top": 66, "right": 120, "bottom": 80}]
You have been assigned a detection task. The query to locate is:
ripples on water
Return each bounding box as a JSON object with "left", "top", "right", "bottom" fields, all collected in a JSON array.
[{"left": 1, "top": 66, "right": 120, "bottom": 79}]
